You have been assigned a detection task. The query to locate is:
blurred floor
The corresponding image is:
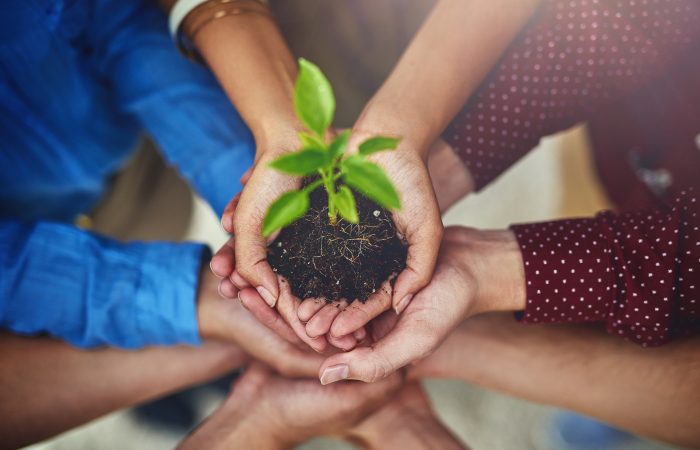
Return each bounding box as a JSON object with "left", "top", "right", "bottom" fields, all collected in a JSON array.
[{"left": 24, "top": 126, "right": 687, "bottom": 450}]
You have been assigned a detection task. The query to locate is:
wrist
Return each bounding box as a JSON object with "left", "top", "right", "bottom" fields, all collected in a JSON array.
[
  {"left": 354, "top": 96, "right": 440, "bottom": 159},
  {"left": 253, "top": 124, "right": 306, "bottom": 159},
  {"left": 466, "top": 229, "right": 526, "bottom": 315}
]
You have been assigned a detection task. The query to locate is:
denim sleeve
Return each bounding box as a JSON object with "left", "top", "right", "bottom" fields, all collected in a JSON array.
[
  {"left": 87, "top": 0, "right": 255, "bottom": 216},
  {"left": 0, "top": 220, "right": 206, "bottom": 349}
]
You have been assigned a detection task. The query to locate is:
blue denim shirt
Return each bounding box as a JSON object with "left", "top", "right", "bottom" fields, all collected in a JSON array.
[{"left": 0, "top": 0, "right": 255, "bottom": 348}]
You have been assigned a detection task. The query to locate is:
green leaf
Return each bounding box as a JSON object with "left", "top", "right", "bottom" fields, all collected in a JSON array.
[
  {"left": 298, "top": 132, "right": 326, "bottom": 150},
  {"left": 262, "top": 190, "right": 309, "bottom": 237},
  {"left": 342, "top": 157, "right": 401, "bottom": 210},
  {"left": 268, "top": 148, "right": 328, "bottom": 176},
  {"left": 335, "top": 185, "right": 359, "bottom": 223},
  {"left": 294, "top": 58, "right": 335, "bottom": 137},
  {"left": 328, "top": 130, "right": 351, "bottom": 159},
  {"left": 358, "top": 136, "right": 400, "bottom": 156}
]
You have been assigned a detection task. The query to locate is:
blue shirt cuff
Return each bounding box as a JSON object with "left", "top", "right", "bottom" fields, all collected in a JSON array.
[{"left": 0, "top": 221, "right": 207, "bottom": 349}]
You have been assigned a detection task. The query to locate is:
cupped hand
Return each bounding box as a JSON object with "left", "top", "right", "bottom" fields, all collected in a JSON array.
[
  {"left": 357, "top": 130, "right": 443, "bottom": 314},
  {"left": 215, "top": 138, "right": 474, "bottom": 353},
  {"left": 231, "top": 137, "right": 302, "bottom": 308},
  {"left": 316, "top": 226, "right": 526, "bottom": 384},
  {"left": 197, "top": 264, "right": 325, "bottom": 377},
  {"left": 296, "top": 137, "right": 474, "bottom": 345},
  {"left": 212, "top": 164, "right": 361, "bottom": 353},
  {"left": 274, "top": 136, "right": 443, "bottom": 351}
]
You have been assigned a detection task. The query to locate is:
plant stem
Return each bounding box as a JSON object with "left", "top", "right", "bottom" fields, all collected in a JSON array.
[{"left": 319, "top": 168, "right": 338, "bottom": 225}]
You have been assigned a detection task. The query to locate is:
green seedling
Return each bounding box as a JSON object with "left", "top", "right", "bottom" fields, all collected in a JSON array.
[{"left": 262, "top": 58, "right": 401, "bottom": 237}]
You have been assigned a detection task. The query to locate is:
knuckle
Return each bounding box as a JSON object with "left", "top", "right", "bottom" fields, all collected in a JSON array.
[{"left": 368, "top": 351, "right": 394, "bottom": 382}]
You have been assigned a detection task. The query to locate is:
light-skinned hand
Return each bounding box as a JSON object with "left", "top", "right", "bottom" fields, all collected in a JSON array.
[
  {"left": 316, "top": 226, "right": 526, "bottom": 384},
  {"left": 177, "top": 362, "right": 403, "bottom": 450}
]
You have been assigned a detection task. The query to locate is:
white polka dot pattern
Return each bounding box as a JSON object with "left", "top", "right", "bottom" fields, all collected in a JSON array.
[
  {"left": 444, "top": 0, "right": 700, "bottom": 189},
  {"left": 511, "top": 189, "right": 700, "bottom": 346}
]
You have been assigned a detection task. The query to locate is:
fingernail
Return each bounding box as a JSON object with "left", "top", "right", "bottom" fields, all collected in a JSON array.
[
  {"left": 237, "top": 292, "right": 249, "bottom": 310},
  {"left": 257, "top": 286, "right": 277, "bottom": 307},
  {"left": 320, "top": 364, "right": 349, "bottom": 385},
  {"left": 218, "top": 281, "right": 234, "bottom": 299},
  {"left": 394, "top": 294, "right": 413, "bottom": 315}
]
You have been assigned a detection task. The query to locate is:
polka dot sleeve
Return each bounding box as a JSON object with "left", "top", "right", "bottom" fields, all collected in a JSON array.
[
  {"left": 511, "top": 189, "right": 700, "bottom": 346},
  {"left": 443, "top": 0, "right": 700, "bottom": 190}
]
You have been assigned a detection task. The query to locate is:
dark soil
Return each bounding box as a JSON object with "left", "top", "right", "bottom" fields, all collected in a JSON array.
[{"left": 267, "top": 180, "right": 407, "bottom": 303}]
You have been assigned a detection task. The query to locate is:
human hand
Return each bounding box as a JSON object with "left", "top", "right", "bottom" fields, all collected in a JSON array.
[
  {"left": 317, "top": 226, "right": 526, "bottom": 384},
  {"left": 197, "top": 264, "right": 324, "bottom": 377},
  {"left": 230, "top": 133, "right": 301, "bottom": 308},
  {"left": 294, "top": 136, "right": 469, "bottom": 348},
  {"left": 350, "top": 127, "right": 443, "bottom": 314},
  {"left": 212, "top": 163, "right": 335, "bottom": 353},
  {"left": 214, "top": 139, "right": 473, "bottom": 352},
  {"left": 348, "top": 382, "right": 468, "bottom": 450},
  {"left": 178, "top": 362, "right": 404, "bottom": 450},
  {"left": 213, "top": 167, "right": 362, "bottom": 353},
  {"left": 211, "top": 233, "right": 358, "bottom": 353}
]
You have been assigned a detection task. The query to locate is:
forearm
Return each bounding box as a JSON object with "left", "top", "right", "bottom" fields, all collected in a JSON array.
[
  {"left": 0, "top": 334, "right": 247, "bottom": 449},
  {"left": 427, "top": 138, "right": 475, "bottom": 213},
  {"left": 356, "top": 0, "right": 541, "bottom": 154},
  {"left": 412, "top": 314, "right": 700, "bottom": 447},
  {"left": 187, "top": 5, "right": 300, "bottom": 145}
]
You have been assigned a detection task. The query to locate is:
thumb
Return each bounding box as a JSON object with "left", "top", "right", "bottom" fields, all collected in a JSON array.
[
  {"left": 318, "top": 318, "right": 436, "bottom": 384},
  {"left": 234, "top": 219, "right": 280, "bottom": 308},
  {"left": 391, "top": 213, "right": 442, "bottom": 315}
]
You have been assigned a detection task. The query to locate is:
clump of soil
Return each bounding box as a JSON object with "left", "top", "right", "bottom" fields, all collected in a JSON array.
[{"left": 267, "top": 180, "right": 407, "bottom": 303}]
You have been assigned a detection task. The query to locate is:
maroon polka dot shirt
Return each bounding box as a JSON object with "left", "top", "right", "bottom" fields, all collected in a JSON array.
[{"left": 444, "top": 0, "right": 700, "bottom": 346}]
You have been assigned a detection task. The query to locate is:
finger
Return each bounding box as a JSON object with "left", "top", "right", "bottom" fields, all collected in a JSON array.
[
  {"left": 221, "top": 193, "right": 241, "bottom": 234},
  {"left": 319, "top": 313, "right": 437, "bottom": 384},
  {"left": 238, "top": 287, "right": 302, "bottom": 345},
  {"left": 210, "top": 238, "right": 236, "bottom": 278},
  {"left": 369, "top": 310, "right": 399, "bottom": 341},
  {"left": 353, "top": 326, "right": 367, "bottom": 342},
  {"left": 235, "top": 217, "right": 280, "bottom": 308},
  {"left": 327, "top": 333, "right": 358, "bottom": 351},
  {"left": 297, "top": 298, "right": 326, "bottom": 322},
  {"left": 329, "top": 282, "right": 392, "bottom": 338},
  {"left": 391, "top": 213, "right": 443, "bottom": 314},
  {"left": 306, "top": 300, "right": 348, "bottom": 338},
  {"left": 218, "top": 278, "right": 239, "bottom": 299},
  {"left": 276, "top": 278, "right": 328, "bottom": 353},
  {"left": 230, "top": 270, "right": 252, "bottom": 290}
]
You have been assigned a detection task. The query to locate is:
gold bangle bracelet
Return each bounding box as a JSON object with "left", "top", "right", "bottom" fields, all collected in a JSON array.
[
  {"left": 189, "top": 3, "right": 272, "bottom": 41},
  {"left": 176, "top": 0, "right": 272, "bottom": 63}
]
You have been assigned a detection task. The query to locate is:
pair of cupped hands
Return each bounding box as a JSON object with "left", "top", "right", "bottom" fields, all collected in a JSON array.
[{"left": 208, "top": 130, "right": 515, "bottom": 385}]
